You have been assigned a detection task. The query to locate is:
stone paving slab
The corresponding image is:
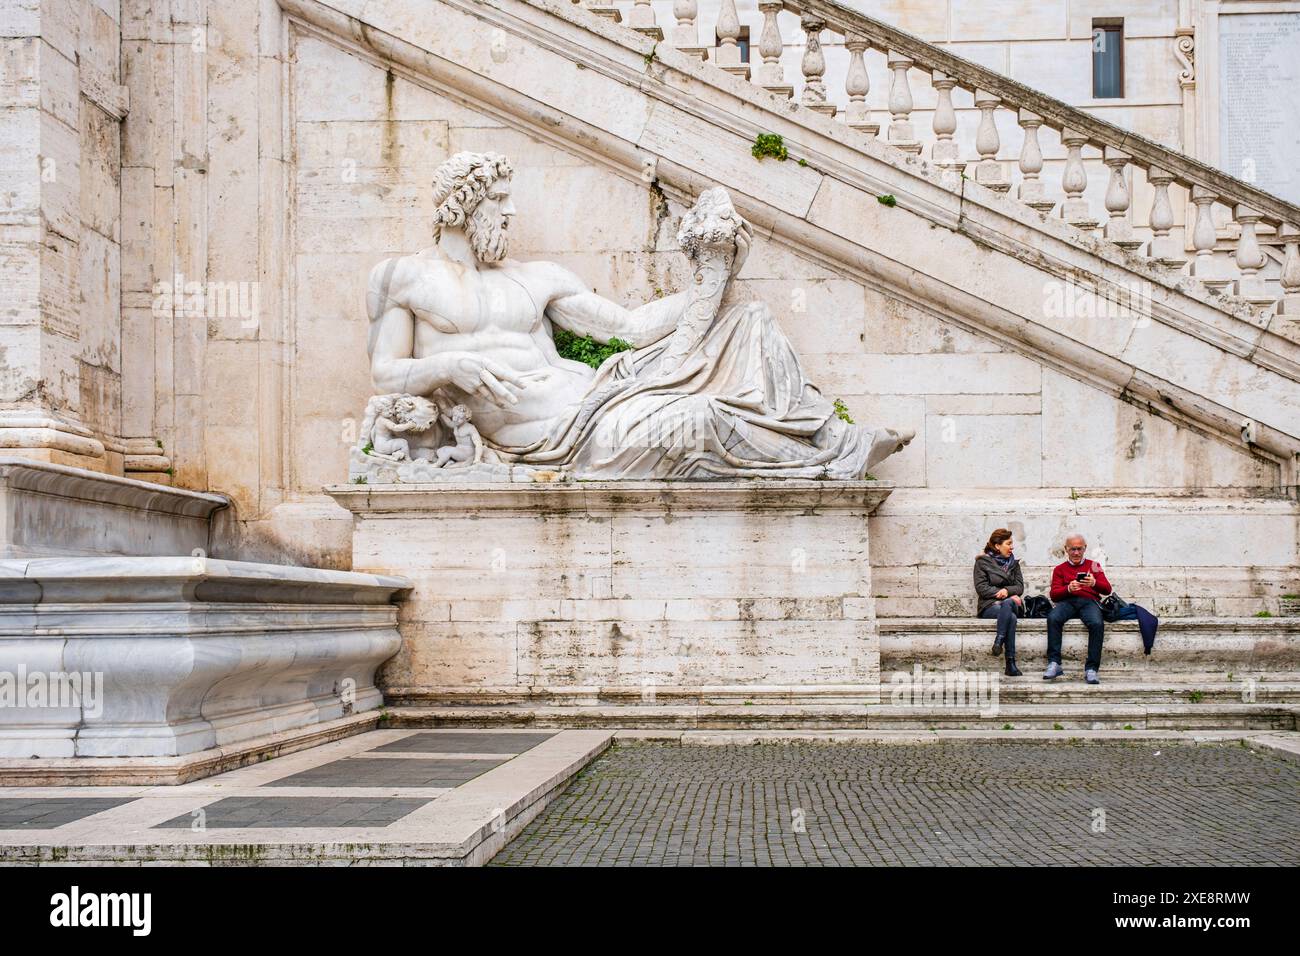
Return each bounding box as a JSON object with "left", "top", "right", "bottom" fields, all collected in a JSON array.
[
  {"left": 0, "top": 729, "right": 613, "bottom": 865},
  {"left": 264, "top": 756, "right": 511, "bottom": 788},
  {"left": 371, "top": 732, "right": 557, "bottom": 754},
  {"left": 493, "top": 735, "right": 1300, "bottom": 866},
  {"left": 0, "top": 798, "right": 135, "bottom": 830},
  {"left": 154, "top": 797, "right": 430, "bottom": 829}
]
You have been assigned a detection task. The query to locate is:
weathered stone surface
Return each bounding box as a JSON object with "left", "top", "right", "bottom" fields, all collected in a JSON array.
[
  {"left": 0, "top": 457, "right": 226, "bottom": 558},
  {"left": 0, "top": 556, "right": 409, "bottom": 758},
  {"left": 328, "top": 480, "right": 893, "bottom": 703}
]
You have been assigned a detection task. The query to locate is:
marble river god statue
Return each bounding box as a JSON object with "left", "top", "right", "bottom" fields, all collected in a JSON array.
[{"left": 350, "top": 150, "right": 914, "bottom": 482}]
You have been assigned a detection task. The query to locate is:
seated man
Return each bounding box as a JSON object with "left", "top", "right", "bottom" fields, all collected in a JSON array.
[{"left": 1044, "top": 533, "right": 1112, "bottom": 685}]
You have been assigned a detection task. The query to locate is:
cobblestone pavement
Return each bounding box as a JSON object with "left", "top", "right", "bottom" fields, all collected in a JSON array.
[{"left": 492, "top": 741, "right": 1300, "bottom": 866}]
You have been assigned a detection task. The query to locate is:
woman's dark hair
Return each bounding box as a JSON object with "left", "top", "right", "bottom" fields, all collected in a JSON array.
[{"left": 984, "top": 528, "right": 1013, "bottom": 554}]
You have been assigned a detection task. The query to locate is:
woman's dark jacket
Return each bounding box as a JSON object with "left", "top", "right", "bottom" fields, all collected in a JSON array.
[{"left": 973, "top": 553, "right": 1025, "bottom": 616}]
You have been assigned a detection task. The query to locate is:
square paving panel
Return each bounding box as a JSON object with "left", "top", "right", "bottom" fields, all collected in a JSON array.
[
  {"left": 371, "top": 732, "right": 557, "bottom": 754},
  {"left": 0, "top": 798, "right": 134, "bottom": 830},
  {"left": 265, "top": 756, "right": 510, "bottom": 788},
  {"left": 154, "top": 797, "right": 430, "bottom": 829}
]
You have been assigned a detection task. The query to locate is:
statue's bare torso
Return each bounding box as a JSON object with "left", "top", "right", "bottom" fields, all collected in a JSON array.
[{"left": 369, "top": 250, "right": 599, "bottom": 446}]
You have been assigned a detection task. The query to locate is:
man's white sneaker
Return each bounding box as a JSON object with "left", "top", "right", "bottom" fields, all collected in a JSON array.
[
  {"left": 1043, "top": 662, "right": 1064, "bottom": 680},
  {"left": 1085, "top": 669, "right": 1100, "bottom": 685}
]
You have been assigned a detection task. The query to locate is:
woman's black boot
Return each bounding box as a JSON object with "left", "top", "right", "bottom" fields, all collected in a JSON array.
[
  {"left": 991, "top": 633, "right": 1004, "bottom": 656},
  {"left": 1004, "top": 656, "right": 1022, "bottom": 677}
]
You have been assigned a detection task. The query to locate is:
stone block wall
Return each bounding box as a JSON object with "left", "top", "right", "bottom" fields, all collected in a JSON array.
[{"left": 1, "top": 0, "right": 126, "bottom": 472}]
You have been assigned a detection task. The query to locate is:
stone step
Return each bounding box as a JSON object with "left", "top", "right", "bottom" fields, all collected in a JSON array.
[
  {"left": 880, "top": 617, "right": 1300, "bottom": 675},
  {"left": 388, "top": 679, "right": 1300, "bottom": 707},
  {"left": 386, "top": 698, "right": 1299, "bottom": 732}
]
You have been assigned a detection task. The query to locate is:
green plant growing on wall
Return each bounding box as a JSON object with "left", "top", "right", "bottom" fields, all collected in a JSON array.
[
  {"left": 751, "top": 132, "right": 788, "bottom": 161},
  {"left": 832, "top": 398, "right": 855, "bottom": 424},
  {"left": 877, "top": 194, "right": 897, "bottom": 207},
  {"left": 362, "top": 441, "right": 374, "bottom": 456},
  {"left": 553, "top": 327, "right": 634, "bottom": 369},
  {"left": 642, "top": 44, "right": 657, "bottom": 68}
]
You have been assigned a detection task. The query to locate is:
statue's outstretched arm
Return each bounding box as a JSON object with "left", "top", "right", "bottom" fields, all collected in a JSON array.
[{"left": 541, "top": 263, "right": 686, "bottom": 346}]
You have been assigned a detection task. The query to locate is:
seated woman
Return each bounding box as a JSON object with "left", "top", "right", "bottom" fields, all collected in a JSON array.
[{"left": 974, "top": 529, "right": 1025, "bottom": 677}]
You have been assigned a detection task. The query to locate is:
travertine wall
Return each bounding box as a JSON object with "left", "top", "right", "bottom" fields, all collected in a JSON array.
[
  {"left": 4, "top": 0, "right": 1296, "bottom": 614},
  {"left": 1, "top": 0, "right": 126, "bottom": 472}
]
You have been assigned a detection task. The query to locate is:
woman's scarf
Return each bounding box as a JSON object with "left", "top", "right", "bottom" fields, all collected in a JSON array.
[{"left": 986, "top": 550, "right": 1016, "bottom": 572}]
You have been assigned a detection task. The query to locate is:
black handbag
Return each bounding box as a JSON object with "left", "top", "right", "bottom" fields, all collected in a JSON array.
[
  {"left": 1100, "top": 593, "right": 1129, "bottom": 622},
  {"left": 1022, "top": 595, "right": 1053, "bottom": 618}
]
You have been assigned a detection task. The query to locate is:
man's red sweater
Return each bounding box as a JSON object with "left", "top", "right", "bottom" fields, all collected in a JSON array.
[{"left": 1049, "top": 558, "right": 1112, "bottom": 602}]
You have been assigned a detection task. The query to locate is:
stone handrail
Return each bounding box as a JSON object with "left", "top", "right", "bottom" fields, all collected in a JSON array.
[{"left": 579, "top": 0, "right": 1300, "bottom": 320}]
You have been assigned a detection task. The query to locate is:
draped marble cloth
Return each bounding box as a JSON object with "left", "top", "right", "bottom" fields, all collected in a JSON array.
[{"left": 483, "top": 299, "right": 909, "bottom": 479}]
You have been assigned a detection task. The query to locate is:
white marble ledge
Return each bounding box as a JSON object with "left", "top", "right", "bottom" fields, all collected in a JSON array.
[
  {"left": 0, "top": 556, "right": 413, "bottom": 605},
  {"left": 874, "top": 487, "right": 1300, "bottom": 516},
  {"left": 0, "top": 456, "right": 228, "bottom": 519},
  {"left": 325, "top": 479, "right": 897, "bottom": 516}
]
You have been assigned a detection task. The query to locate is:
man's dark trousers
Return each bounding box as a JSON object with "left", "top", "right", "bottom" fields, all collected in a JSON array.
[{"left": 1046, "top": 597, "right": 1105, "bottom": 672}]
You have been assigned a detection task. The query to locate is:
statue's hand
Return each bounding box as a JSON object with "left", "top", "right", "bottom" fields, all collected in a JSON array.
[
  {"left": 730, "top": 219, "right": 753, "bottom": 277},
  {"left": 446, "top": 353, "right": 526, "bottom": 407}
]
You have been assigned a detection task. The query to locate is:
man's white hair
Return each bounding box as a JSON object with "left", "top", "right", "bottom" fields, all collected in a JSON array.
[
  {"left": 1064, "top": 532, "right": 1087, "bottom": 546},
  {"left": 431, "top": 151, "right": 514, "bottom": 236}
]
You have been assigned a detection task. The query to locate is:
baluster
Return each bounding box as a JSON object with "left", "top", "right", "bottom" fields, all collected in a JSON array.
[
  {"left": 1102, "top": 147, "right": 1141, "bottom": 251},
  {"left": 800, "top": 14, "right": 835, "bottom": 116},
  {"left": 1233, "top": 205, "right": 1271, "bottom": 303},
  {"left": 1189, "top": 185, "right": 1230, "bottom": 291},
  {"left": 1058, "top": 128, "right": 1099, "bottom": 230},
  {"left": 929, "top": 71, "right": 958, "bottom": 180},
  {"left": 1016, "top": 110, "right": 1055, "bottom": 214},
  {"left": 844, "top": 35, "right": 878, "bottom": 133},
  {"left": 714, "top": 0, "right": 750, "bottom": 79},
  {"left": 756, "top": 3, "right": 792, "bottom": 97},
  {"left": 972, "top": 90, "right": 1008, "bottom": 192},
  {"left": 628, "top": 0, "right": 663, "bottom": 39},
  {"left": 1277, "top": 223, "right": 1300, "bottom": 318},
  {"left": 886, "top": 51, "right": 921, "bottom": 154},
  {"left": 1144, "top": 167, "right": 1185, "bottom": 268},
  {"left": 671, "top": 0, "right": 708, "bottom": 60}
]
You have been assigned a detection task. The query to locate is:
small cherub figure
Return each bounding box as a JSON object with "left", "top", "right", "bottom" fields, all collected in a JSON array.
[
  {"left": 434, "top": 404, "right": 483, "bottom": 467},
  {"left": 360, "top": 393, "right": 439, "bottom": 461}
]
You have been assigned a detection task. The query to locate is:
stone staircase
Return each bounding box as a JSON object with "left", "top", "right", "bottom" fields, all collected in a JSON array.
[
  {"left": 385, "top": 696, "right": 1300, "bottom": 732},
  {"left": 589, "top": 0, "right": 1300, "bottom": 324},
  {"left": 380, "top": 616, "right": 1300, "bottom": 729},
  {"left": 880, "top": 617, "right": 1300, "bottom": 675}
]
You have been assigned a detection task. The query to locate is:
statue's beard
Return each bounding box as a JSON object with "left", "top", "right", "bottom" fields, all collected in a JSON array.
[{"left": 466, "top": 206, "right": 509, "bottom": 263}]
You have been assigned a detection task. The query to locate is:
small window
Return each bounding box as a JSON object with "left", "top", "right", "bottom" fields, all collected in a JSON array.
[
  {"left": 738, "top": 26, "right": 751, "bottom": 63},
  {"left": 1092, "top": 20, "right": 1124, "bottom": 98}
]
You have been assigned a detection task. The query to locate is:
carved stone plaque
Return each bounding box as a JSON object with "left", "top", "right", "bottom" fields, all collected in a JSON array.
[{"left": 1218, "top": 12, "right": 1300, "bottom": 204}]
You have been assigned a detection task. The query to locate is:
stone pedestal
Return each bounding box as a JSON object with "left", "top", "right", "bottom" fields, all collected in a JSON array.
[{"left": 327, "top": 480, "right": 894, "bottom": 705}]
